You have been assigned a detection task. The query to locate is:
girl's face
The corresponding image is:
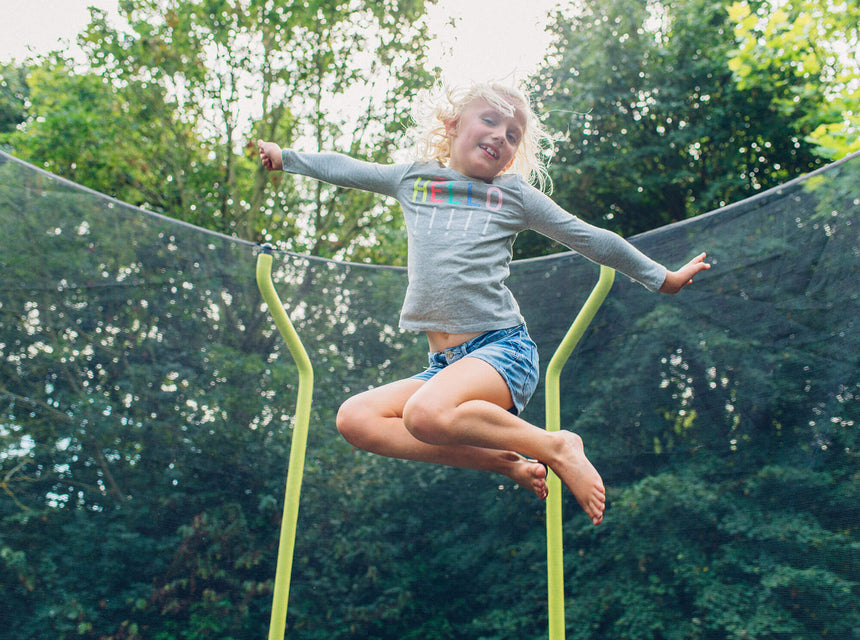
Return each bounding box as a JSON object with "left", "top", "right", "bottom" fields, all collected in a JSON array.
[{"left": 445, "top": 97, "right": 526, "bottom": 182}]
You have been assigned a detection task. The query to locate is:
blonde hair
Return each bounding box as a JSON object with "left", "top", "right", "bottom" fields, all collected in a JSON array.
[{"left": 410, "top": 81, "right": 556, "bottom": 192}]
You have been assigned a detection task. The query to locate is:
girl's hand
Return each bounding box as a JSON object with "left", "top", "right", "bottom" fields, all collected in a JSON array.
[
  {"left": 257, "top": 140, "right": 283, "bottom": 171},
  {"left": 659, "top": 252, "right": 711, "bottom": 294}
]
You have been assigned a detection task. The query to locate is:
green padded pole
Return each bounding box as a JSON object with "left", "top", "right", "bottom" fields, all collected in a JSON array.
[
  {"left": 256, "top": 246, "right": 314, "bottom": 640},
  {"left": 545, "top": 265, "right": 615, "bottom": 640}
]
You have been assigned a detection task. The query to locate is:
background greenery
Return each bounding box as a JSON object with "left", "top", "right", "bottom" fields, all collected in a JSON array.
[
  {"left": 2, "top": 0, "right": 857, "bottom": 262},
  {"left": 1, "top": 1, "right": 858, "bottom": 638}
]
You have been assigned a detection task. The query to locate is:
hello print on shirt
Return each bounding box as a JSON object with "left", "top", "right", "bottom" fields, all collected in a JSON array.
[
  {"left": 411, "top": 177, "right": 505, "bottom": 236},
  {"left": 411, "top": 177, "right": 504, "bottom": 211}
]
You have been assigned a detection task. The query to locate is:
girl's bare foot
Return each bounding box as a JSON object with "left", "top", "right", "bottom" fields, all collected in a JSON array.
[
  {"left": 550, "top": 431, "right": 605, "bottom": 524},
  {"left": 501, "top": 452, "right": 548, "bottom": 499}
]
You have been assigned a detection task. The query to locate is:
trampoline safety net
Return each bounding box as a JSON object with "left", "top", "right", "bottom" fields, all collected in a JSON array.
[{"left": 0, "top": 149, "right": 858, "bottom": 640}]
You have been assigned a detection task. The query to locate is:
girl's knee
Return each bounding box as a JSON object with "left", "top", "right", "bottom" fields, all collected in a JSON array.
[
  {"left": 403, "top": 396, "right": 453, "bottom": 445},
  {"left": 336, "top": 395, "right": 370, "bottom": 447}
]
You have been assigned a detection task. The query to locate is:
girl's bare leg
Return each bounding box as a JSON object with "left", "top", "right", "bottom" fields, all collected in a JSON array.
[
  {"left": 337, "top": 357, "right": 606, "bottom": 524},
  {"left": 401, "top": 357, "right": 605, "bottom": 525},
  {"left": 337, "top": 378, "right": 549, "bottom": 499}
]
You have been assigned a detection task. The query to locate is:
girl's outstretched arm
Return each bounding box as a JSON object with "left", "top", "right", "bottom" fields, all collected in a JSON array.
[
  {"left": 258, "top": 140, "right": 283, "bottom": 171},
  {"left": 659, "top": 252, "right": 711, "bottom": 294}
]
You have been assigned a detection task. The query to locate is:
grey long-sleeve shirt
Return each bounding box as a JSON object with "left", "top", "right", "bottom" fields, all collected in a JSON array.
[{"left": 281, "top": 149, "right": 667, "bottom": 333}]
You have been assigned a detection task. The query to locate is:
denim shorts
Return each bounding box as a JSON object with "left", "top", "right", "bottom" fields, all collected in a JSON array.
[{"left": 411, "top": 324, "right": 540, "bottom": 415}]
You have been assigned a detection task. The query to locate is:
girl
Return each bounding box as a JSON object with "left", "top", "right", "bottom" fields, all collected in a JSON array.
[{"left": 258, "top": 83, "right": 709, "bottom": 525}]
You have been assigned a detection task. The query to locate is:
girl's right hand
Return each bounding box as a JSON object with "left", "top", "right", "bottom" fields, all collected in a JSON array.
[{"left": 257, "top": 140, "right": 283, "bottom": 171}]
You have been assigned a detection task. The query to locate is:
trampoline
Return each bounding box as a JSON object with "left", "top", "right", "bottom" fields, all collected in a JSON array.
[{"left": 1, "top": 150, "right": 857, "bottom": 639}]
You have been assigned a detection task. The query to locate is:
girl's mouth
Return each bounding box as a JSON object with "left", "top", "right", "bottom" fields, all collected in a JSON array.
[{"left": 479, "top": 143, "right": 499, "bottom": 159}]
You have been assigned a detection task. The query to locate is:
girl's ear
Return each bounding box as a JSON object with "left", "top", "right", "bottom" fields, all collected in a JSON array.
[{"left": 444, "top": 117, "right": 459, "bottom": 137}]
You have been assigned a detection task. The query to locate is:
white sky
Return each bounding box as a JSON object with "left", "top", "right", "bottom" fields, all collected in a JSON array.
[
  {"left": 0, "top": 0, "right": 561, "bottom": 81},
  {"left": 0, "top": 0, "right": 120, "bottom": 63}
]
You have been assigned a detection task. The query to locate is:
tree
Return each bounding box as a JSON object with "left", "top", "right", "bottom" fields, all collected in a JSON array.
[
  {"left": 1, "top": 54, "right": 208, "bottom": 216},
  {"left": 3, "top": 0, "right": 434, "bottom": 264},
  {"left": 0, "top": 62, "right": 28, "bottom": 137},
  {"left": 533, "top": 0, "right": 826, "bottom": 246},
  {"left": 80, "top": 0, "right": 432, "bottom": 260},
  {"left": 2, "top": 143, "right": 858, "bottom": 640},
  {"left": 727, "top": 0, "right": 860, "bottom": 159}
]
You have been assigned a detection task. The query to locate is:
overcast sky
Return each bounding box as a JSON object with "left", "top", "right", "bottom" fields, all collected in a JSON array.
[{"left": 0, "top": 0, "right": 560, "bottom": 82}]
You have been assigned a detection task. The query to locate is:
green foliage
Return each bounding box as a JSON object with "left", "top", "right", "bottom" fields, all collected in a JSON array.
[
  {"left": 2, "top": 1, "right": 860, "bottom": 638},
  {"left": 556, "top": 467, "right": 859, "bottom": 640},
  {"left": 2, "top": 55, "right": 201, "bottom": 215},
  {"left": 2, "top": 151, "right": 859, "bottom": 639},
  {"left": 0, "top": 62, "right": 28, "bottom": 137},
  {"left": 1, "top": 0, "right": 432, "bottom": 261},
  {"left": 727, "top": 0, "right": 860, "bottom": 159},
  {"left": 535, "top": 0, "right": 826, "bottom": 245}
]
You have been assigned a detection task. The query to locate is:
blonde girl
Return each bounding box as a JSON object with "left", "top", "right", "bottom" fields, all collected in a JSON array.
[
  {"left": 258, "top": 81, "right": 709, "bottom": 525},
  {"left": 410, "top": 83, "right": 555, "bottom": 190}
]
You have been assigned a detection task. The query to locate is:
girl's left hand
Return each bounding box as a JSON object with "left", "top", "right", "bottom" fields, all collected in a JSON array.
[{"left": 659, "top": 252, "right": 711, "bottom": 294}]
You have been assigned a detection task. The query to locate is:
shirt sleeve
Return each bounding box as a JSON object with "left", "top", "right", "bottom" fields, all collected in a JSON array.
[
  {"left": 520, "top": 182, "right": 668, "bottom": 292},
  {"left": 281, "top": 149, "right": 407, "bottom": 199}
]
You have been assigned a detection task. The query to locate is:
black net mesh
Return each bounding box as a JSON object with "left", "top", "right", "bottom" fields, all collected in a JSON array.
[{"left": 1, "top": 149, "right": 857, "bottom": 639}]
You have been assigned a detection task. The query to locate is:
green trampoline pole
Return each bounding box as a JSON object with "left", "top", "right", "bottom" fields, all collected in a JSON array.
[
  {"left": 256, "top": 245, "right": 314, "bottom": 640},
  {"left": 545, "top": 265, "right": 615, "bottom": 640}
]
